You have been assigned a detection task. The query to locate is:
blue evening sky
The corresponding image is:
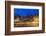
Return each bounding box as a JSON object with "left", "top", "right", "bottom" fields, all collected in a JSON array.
[{"left": 14, "top": 8, "right": 39, "bottom": 16}]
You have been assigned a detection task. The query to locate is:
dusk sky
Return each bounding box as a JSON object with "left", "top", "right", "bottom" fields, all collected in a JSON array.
[{"left": 14, "top": 8, "right": 39, "bottom": 16}]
